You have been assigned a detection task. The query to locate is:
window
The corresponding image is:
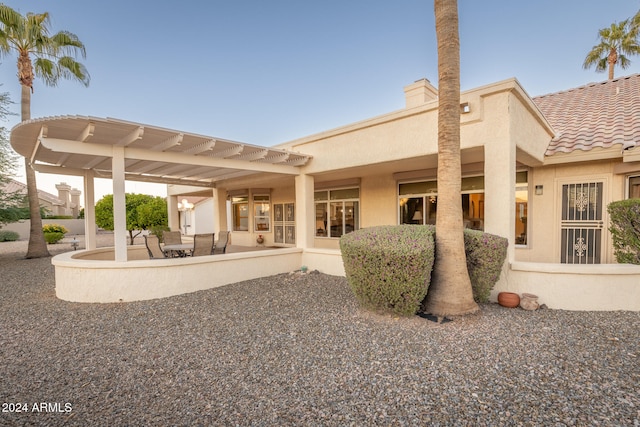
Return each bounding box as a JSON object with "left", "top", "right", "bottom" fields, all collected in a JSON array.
[
  {"left": 315, "top": 188, "right": 359, "bottom": 237},
  {"left": 232, "top": 196, "right": 249, "bottom": 231},
  {"left": 515, "top": 171, "right": 528, "bottom": 245},
  {"left": 253, "top": 194, "right": 270, "bottom": 232},
  {"left": 629, "top": 175, "right": 640, "bottom": 198},
  {"left": 398, "top": 177, "right": 484, "bottom": 230}
]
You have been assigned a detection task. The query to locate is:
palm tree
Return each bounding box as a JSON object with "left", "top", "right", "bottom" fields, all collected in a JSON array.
[
  {"left": 423, "top": 0, "right": 478, "bottom": 317},
  {"left": 0, "top": 4, "right": 89, "bottom": 258},
  {"left": 583, "top": 18, "right": 640, "bottom": 80}
]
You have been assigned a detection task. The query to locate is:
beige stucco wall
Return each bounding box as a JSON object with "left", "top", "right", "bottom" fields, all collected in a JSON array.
[{"left": 516, "top": 158, "right": 637, "bottom": 263}]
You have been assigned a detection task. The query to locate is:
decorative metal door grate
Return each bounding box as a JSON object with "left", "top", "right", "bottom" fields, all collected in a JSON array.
[
  {"left": 273, "top": 203, "right": 295, "bottom": 245},
  {"left": 560, "top": 182, "right": 603, "bottom": 264}
]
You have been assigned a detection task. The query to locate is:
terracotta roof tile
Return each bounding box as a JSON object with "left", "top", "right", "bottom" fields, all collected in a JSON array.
[{"left": 533, "top": 74, "right": 640, "bottom": 156}]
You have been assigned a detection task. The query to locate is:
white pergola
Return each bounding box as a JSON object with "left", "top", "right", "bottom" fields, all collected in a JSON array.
[{"left": 10, "top": 115, "right": 311, "bottom": 261}]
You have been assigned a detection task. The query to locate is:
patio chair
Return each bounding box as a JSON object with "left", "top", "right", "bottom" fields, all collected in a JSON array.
[
  {"left": 144, "top": 234, "right": 167, "bottom": 259},
  {"left": 163, "top": 231, "right": 182, "bottom": 245},
  {"left": 192, "top": 233, "right": 215, "bottom": 257},
  {"left": 213, "top": 230, "right": 229, "bottom": 254}
]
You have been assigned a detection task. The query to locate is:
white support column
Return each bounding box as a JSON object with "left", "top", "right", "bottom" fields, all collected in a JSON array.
[
  {"left": 484, "top": 142, "right": 516, "bottom": 262},
  {"left": 212, "top": 187, "right": 224, "bottom": 233},
  {"left": 83, "top": 169, "right": 97, "bottom": 250},
  {"left": 112, "top": 146, "right": 128, "bottom": 261},
  {"left": 167, "top": 196, "right": 179, "bottom": 232},
  {"left": 295, "top": 174, "right": 314, "bottom": 249}
]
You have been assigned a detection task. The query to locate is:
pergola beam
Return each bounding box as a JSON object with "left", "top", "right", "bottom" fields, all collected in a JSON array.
[
  {"left": 115, "top": 126, "right": 144, "bottom": 147},
  {"left": 39, "top": 137, "right": 302, "bottom": 175},
  {"left": 77, "top": 123, "right": 95, "bottom": 142}
]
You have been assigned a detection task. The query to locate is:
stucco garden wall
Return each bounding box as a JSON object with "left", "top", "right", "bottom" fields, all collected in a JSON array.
[{"left": 1, "top": 219, "right": 91, "bottom": 239}]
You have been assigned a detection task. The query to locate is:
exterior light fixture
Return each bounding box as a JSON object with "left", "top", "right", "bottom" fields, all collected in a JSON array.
[
  {"left": 535, "top": 185, "right": 543, "bottom": 195},
  {"left": 177, "top": 198, "right": 194, "bottom": 234}
]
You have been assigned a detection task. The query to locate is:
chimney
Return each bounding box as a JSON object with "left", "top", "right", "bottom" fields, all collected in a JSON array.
[
  {"left": 70, "top": 188, "right": 82, "bottom": 218},
  {"left": 404, "top": 78, "right": 438, "bottom": 108},
  {"left": 56, "top": 182, "right": 71, "bottom": 207}
]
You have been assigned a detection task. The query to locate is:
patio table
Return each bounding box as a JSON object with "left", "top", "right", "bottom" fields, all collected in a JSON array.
[{"left": 163, "top": 243, "right": 193, "bottom": 258}]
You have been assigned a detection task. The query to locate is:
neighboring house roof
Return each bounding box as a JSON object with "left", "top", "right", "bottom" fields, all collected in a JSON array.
[
  {"left": 533, "top": 74, "right": 640, "bottom": 156},
  {"left": 2, "top": 178, "right": 64, "bottom": 207}
]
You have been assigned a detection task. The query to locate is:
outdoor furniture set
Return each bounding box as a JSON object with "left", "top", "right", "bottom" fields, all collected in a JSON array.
[{"left": 144, "top": 231, "right": 229, "bottom": 259}]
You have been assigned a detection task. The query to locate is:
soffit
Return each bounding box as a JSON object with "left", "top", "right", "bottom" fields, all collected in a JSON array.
[{"left": 10, "top": 116, "right": 312, "bottom": 188}]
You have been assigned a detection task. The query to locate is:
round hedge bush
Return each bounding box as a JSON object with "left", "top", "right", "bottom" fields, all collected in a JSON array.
[
  {"left": 42, "top": 223, "right": 69, "bottom": 244},
  {"left": 340, "top": 225, "right": 435, "bottom": 316}
]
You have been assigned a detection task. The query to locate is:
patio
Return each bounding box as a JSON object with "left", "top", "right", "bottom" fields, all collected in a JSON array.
[{"left": 52, "top": 233, "right": 304, "bottom": 303}]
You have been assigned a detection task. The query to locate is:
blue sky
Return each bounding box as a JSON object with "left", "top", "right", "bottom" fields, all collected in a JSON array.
[{"left": 2, "top": 0, "right": 640, "bottom": 200}]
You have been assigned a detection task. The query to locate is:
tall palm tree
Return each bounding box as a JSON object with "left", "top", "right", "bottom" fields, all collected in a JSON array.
[
  {"left": 0, "top": 4, "right": 89, "bottom": 258},
  {"left": 583, "top": 18, "right": 640, "bottom": 80},
  {"left": 423, "top": 0, "right": 478, "bottom": 317}
]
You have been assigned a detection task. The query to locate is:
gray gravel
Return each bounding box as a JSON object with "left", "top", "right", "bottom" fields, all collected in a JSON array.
[{"left": 0, "top": 239, "right": 639, "bottom": 426}]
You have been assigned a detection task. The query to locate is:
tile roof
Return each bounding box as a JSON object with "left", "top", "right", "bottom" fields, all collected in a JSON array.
[
  {"left": 1, "top": 178, "right": 64, "bottom": 206},
  {"left": 533, "top": 74, "right": 640, "bottom": 156}
]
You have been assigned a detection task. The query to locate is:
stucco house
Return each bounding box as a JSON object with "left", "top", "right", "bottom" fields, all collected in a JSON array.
[
  {"left": 2, "top": 178, "right": 82, "bottom": 218},
  {"left": 9, "top": 74, "right": 640, "bottom": 309},
  {"left": 170, "top": 74, "right": 640, "bottom": 263}
]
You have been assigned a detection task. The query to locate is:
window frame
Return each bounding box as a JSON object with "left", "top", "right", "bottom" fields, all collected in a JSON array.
[
  {"left": 627, "top": 174, "right": 640, "bottom": 199},
  {"left": 253, "top": 194, "right": 271, "bottom": 232},
  {"left": 314, "top": 187, "right": 360, "bottom": 238},
  {"left": 231, "top": 195, "right": 249, "bottom": 232}
]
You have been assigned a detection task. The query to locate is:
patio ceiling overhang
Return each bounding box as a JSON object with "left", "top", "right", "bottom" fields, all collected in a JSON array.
[{"left": 10, "top": 116, "right": 312, "bottom": 188}]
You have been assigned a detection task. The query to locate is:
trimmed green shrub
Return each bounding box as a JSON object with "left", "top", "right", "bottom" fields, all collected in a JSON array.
[
  {"left": 44, "top": 232, "right": 65, "bottom": 244},
  {"left": 0, "top": 230, "right": 19, "bottom": 242},
  {"left": 463, "top": 229, "right": 508, "bottom": 303},
  {"left": 42, "top": 224, "right": 69, "bottom": 244},
  {"left": 608, "top": 199, "right": 640, "bottom": 264},
  {"left": 340, "top": 225, "right": 435, "bottom": 316}
]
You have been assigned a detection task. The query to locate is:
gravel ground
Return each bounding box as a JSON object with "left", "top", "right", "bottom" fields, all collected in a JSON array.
[{"left": 0, "top": 239, "right": 639, "bottom": 426}]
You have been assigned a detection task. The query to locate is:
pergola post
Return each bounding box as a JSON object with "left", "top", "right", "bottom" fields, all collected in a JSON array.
[
  {"left": 83, "top": 169, "right": 97, "bottom": 250},
  {"left": 112, "top": 146, "right": 128, "bottom": 261},
  {"left": 167, "top": 196, "right": 180, "bottom": 232},
  {"left": 212, "top": 187, "right": 225, "bottom": 234}
]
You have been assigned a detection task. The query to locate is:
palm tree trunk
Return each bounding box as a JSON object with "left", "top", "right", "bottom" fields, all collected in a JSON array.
[
  {"left": 607, "top": 48, "right": 617, "bottom": 80},
  {"left": 423, "top": 0, "right": 478, "bottom": 316},
  {"left": 21, "top": 84, "right": 50, "bottom": 258}
]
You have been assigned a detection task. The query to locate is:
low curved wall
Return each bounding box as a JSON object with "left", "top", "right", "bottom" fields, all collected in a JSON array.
[{"left": 53, "top": 247, "right": 303, "bottom": 303}]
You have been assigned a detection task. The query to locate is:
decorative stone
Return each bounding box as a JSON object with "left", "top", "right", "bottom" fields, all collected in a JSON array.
[
  {"left": 498, "top": 292, "right": 520, "bottom": 308},
  {"left": 520, "top": 293, "right": 540, "bottom": 311}
]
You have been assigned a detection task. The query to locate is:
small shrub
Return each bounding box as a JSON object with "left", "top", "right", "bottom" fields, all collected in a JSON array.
[
  {"left": 608, "top": 199, "right": 640, "bottom": 264},
  {"left": 0, "top": 230, "right": 20, "bottom": 242},
  {"left": 44, "top": 232, "right": 65, "bottom": 244},
  {"left": 42, "top": 224, "right": 68, "bottom": 244},
  {"left": 463, "top": 229, "right": 509, "bottom": 303},
  {"left": 340, "top": 225, "right": 435, "bottom": 316},
  {"left": 42, "top": 223, "right": 69, "bottom": 234}
]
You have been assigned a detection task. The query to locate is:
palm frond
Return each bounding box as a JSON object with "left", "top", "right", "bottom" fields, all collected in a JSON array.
[
  {"left": 58, "top": 56, "right": 90, "bottom": 86},
  {"left": 50, "top": 31, "right": 86, "bottom": 58},
  {"left": 33, "top": 57, "right": 57, "bottom": 86}
]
